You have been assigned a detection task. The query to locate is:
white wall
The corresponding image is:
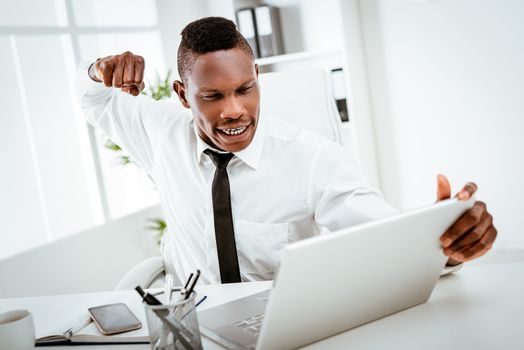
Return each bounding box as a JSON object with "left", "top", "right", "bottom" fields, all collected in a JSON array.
[
  {"left": 156, "top": 0, "right": 210, "bottom": 79},
  {"left": 357, "top": 0, "right": 523, "bottom": 245},
  {"left": 260, "top": 0, "right": 344, "bottom": 53}
]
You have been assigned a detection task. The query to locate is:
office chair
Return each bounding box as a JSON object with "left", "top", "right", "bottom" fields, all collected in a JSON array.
[{"left": 114, "top": 69, "right": 346, "bottom": 290}]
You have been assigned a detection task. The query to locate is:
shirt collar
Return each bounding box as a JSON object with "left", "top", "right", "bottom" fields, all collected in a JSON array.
[{"left": 194, "top": 114, "right": 265, "bottom": 170}]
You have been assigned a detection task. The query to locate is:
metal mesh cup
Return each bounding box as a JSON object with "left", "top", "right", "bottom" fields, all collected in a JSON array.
[{"left": 143, "top": 293, "right": 203, "bottom": 350}]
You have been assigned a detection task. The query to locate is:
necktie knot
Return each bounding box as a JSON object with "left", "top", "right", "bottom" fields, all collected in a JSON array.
[{"left": 204, "top": 149, "right": 234, "bottom": 169}]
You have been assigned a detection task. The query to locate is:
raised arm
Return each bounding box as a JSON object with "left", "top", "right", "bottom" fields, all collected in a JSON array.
[{"left": 77, "top": 51, "right": 184, "bottom": 175}]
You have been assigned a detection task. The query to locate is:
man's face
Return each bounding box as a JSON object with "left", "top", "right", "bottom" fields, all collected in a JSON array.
[{"left": 174, "top": 48, "right": 260, "bottom": 153}]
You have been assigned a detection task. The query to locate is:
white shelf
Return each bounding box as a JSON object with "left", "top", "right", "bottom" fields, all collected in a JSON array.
[{"left": 255, "top": 50, "right": 342, "bottom": 66}]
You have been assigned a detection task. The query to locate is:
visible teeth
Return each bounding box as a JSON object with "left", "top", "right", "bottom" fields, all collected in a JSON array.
[{"left": 221, "top": 126, "right": 247, "bottom": 135}]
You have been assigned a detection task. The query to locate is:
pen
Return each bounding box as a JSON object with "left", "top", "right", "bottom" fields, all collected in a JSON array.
[
  {"left": 62, "top": 316, "right": 92, "bottom": 338},
  {"left": 195, "top": 295, "right": 207, "bottom": 308},
  {"left": 180, "top": 295, "right": 208, "bottom": 322},
  {"left": 135, "top": 286, "right": 162, "bottom": 305},
  {"left": 151, "top": 287, "right": 181, "bottom": 297},
  {"left": 185, "top": 270, "right": 201, "bottom": 300},
  {"left": 173, "top": 287, "right": 187, "bottom": 309},
  {"left": 135, "top": 286, "right": 193, "bottom": 350},
  {"left": 159, "top": 274, "right": 175, "bottom": 348},
  {"left": 165, "top": 274, "right": 175, "bottom": 304},
  {"left": 183, "top": 272, "right": 194, "bottom": 289}
]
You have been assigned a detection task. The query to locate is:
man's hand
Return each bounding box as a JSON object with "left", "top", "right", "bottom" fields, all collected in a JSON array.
[
  {"left": 90, "top": 51, "right": 145, "bottom": 96},
  {"left": 436, "top": 174, "right": 497, "bottom": 265}
]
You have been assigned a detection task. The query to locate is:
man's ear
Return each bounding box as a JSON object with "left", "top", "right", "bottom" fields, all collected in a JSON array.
[
  {"left": 255, "top": 63, "right": 259, "bottom": 77},
  {"left": 173, "top": 80, "right": 190, "bottom": 108}
]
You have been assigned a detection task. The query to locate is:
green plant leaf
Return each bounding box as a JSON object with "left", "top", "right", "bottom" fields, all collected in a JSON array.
[
  {"left": 104, "top": 139, "right": 122, "bottom": 151},
  {"left": 143, "top": 69, "right": 172, "bottom": 101},
  {"left": 146, "top": 217, "right": 167, "bottom": 246}
]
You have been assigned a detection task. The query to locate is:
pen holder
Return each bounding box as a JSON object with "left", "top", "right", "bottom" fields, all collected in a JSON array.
[{"left": 143, "top": 293, "right": 203, "bottom": 350}]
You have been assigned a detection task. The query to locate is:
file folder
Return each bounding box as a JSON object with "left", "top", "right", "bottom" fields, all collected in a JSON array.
[
  {"left": 331, "top": 68, "right": 349, "bottom": 122},
  {"left": 254, "top": 5, "right": 284, "bottom": 58},
  {"left": 236, "top": 8, "right": 260, "bottom": 58}
]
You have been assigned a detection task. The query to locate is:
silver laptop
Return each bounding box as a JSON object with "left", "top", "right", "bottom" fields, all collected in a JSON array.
[{"left": 198, "top": 197, "right": 475, "bottom": 350}]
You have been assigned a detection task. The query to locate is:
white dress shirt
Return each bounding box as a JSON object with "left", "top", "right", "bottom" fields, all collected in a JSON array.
[{"left": 77, "top": 63, "right": 399, "bottom": 284}]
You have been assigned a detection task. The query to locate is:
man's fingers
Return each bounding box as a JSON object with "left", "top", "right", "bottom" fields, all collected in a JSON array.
[
  {"left": 99, "top": 61, "right": 115, "bottom": 87},
  {"left": 454, "top": 227, "right": 496, "bottom": 261},
  {"left": 440, "top": 201, "right": 486, "bottom": 247},
  {"left": 134, "top": 56, "right": 145, "bottom": 85},
  {"left": 444, "top": 209, "right": 492, "bottom": 255},
  {"left": 94, "top": 52, "right": 144, "bottom": 96},
  {"left": 112, "top": 61, "right": 124, "bottom": 88},
  {"left": 121, "top": 82, "right": 143, "bottom": 96},
  {"left": 436, "top": 174, "right": 451, "bottom": 202},
  {"left": 451, "top": 225, "right": 497, "bottom": 261},
  {"left": 123, "top": 57, "right": 135, "bottom": 85},
  {"left": 456, "top": 182, "right": 477, "bottom": 200},
  {"left": 129, "top": 85, "right": 140, "bottom": 96}
]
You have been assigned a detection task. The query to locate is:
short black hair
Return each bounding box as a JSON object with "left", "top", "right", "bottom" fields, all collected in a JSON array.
[{"left": 177, "top": 17, "right": 255, "bottom": 82}]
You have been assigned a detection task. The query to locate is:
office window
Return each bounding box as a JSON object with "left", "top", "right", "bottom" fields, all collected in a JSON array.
[
  {"left": 0, "top": 0, "right": 67, "bottom": 26},
  {"left": 78, "top": 32, "right": 166, "bottom": 80},
  {"left": 77, "top": 34, "right": 165, "bottom": 221},
  {"left": 0, "top": 0, "right": 164, "bottom": 259},
  {"left": 0, "top": 37, "right": 50, "bottom": 258},
  {"left": 71, "top": 0, "right": 158, "bottom": 27},
  {"left": 14, "top": 35, "right": 97, "bottom": 239}
]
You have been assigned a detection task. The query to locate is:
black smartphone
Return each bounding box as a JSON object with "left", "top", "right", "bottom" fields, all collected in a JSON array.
[{"left": 88, "top": 303, "right": 142, "bottom": 335}]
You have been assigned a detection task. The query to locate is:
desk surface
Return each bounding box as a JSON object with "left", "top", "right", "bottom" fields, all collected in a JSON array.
[{"left": 1, "top": 261, "right": 523, "bottom": 350}]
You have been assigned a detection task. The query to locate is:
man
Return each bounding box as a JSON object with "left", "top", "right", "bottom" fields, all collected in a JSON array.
[{"left": 78, "top": 17, "right": 496, "bottom": 284}]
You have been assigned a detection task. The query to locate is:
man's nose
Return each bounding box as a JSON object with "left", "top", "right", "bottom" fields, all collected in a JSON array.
[{"left": 220, "top": 97, "right": 246, "bottom": 119}]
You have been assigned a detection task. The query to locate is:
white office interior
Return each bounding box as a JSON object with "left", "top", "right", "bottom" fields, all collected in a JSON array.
[{"left": 0, "top": 0, "right": 523, "bottom": 347}]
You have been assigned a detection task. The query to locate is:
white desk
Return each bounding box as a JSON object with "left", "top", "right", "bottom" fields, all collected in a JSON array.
[{"left": 1, "top": 262, "right": 523, "bottom": 350}]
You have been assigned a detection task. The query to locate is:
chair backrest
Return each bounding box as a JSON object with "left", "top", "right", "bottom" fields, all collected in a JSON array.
[{"left": 258, "top": 69, "right": 344, "bottom": 145}]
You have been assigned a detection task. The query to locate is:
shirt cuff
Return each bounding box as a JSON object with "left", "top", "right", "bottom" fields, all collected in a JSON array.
[
  {"left": 88, "top": 61, "right": 102, "bottom": 82},
  {"left": 440, "top": 262, "right": 463, "bottom": 276},
  {"left": 75, "top": 60, "right": 114, "bottom": 108}
]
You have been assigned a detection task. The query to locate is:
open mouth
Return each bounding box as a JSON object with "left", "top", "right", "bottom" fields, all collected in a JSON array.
[{"left": 218, "top": 124, "right": 249, "bottom": 136}]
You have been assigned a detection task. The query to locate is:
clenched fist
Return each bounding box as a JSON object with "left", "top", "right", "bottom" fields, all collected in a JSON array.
[{"left": 89, "top": 51, "right": 145, "bottom": 96}]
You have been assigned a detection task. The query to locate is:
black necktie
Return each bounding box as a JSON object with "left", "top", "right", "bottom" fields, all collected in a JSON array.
[{"left": 204, "top": 149, "right": 241, "bottom": 283}]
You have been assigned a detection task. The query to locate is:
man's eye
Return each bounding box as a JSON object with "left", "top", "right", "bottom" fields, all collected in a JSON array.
[
  {"left": 202, "top": 94, "right": 220, "bottom": 100},
  {"left": 238, "top": 86, "right": 253, "bottom": 94}
]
